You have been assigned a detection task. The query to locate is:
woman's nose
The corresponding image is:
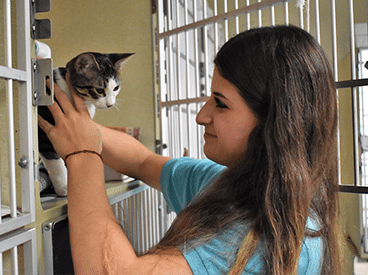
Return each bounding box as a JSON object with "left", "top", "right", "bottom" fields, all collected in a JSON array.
[{"left": 196, "top": 100, "right": 212, "bottom": 126}]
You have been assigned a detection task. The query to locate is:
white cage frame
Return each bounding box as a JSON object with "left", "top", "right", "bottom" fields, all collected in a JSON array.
[{"left": 0, "top": 0, "right": 37, "bottom": 273}]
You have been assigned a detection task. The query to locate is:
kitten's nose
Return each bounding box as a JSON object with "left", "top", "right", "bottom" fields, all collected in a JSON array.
[{"left": 106, "top": 104, "right": 113, "bottom": 108}]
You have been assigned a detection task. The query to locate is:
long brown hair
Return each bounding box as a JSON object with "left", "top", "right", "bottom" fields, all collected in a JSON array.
[{"left": 154, "top": 25, "right": 342, "bottom": 274}]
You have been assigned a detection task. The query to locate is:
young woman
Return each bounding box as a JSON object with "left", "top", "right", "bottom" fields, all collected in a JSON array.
[{"left": 39, "top": 25, "right": 342, "bottom": 274}]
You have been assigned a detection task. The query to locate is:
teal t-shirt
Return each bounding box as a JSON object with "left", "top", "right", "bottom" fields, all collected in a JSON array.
[{"left": 160, "top": 157, "right": 324, "bottom": 274}]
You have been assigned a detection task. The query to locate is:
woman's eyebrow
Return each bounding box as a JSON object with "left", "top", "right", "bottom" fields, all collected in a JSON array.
[{"left": 213, "top": 91, "right": 227, "bottom": 99}]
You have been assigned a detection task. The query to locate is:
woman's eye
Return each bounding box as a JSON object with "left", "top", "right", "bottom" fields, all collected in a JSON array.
[{"left": 215, "top": 97, "right": 227, "bottom": 109}]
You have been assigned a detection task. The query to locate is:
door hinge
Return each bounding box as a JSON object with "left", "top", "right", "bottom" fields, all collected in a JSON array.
[
  {"left": 32, "top": 58, "right": 54, "bottom": 106},
  {"left": 30, "top": 0, "right": 52, "bottom": 39}
]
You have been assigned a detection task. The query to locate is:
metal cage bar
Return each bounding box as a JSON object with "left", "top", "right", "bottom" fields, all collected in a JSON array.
[
  {"left": 1, "top": 0, "right": 35, "bottom": 234},
  {"left": 0, "top": 229, "right": 37, "bottom": 274}
]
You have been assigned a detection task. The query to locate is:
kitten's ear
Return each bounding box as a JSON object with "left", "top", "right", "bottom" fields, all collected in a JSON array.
[
  {"left": 108, "top": 53, "right": 134, "bottom": 71},
  {"left": 74, "top": 53, "right": 100, "bottom": 75}
]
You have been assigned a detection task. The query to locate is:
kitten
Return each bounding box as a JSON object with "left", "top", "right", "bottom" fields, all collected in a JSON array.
[{"left": 38, "top": 52, "right": 133, "bottom": 196}]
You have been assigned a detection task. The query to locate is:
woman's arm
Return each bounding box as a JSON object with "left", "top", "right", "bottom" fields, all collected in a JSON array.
[
  {"left": 38, "top": 80, "right": 192, "bottom": 274},
  {"left": 94, "top": 123, "right": 171, "bottom": 191},
  {"left": 66, "top": 153, "right": 191, "bottom": 274}
]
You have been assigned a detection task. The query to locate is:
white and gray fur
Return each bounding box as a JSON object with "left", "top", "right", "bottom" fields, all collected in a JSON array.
[{"left": 38, "top": 52, "right": 133, "bottom": 196}]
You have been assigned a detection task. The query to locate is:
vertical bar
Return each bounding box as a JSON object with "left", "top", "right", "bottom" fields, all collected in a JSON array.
[
  {"left": 158, "top": 0, "right": 163, "bottom": 33},
  {"left": 159, "top": 39, "right": 166, "bottom": 104},
  {"left": 185, "top": 0, "right": 190, "bottom": 101},
  {"left": 235, "top": 0, "right": 239, "bottom": 34},
  {"left": 5, "top": 0, "right": 17, "bottom": 219},
  {"left": 167, "top": 4, "right": 173, "bottom": 102},
  {"left": 153, "top": 190, "right": 159, "bottom": 245},
  {"left": 166, "top": 2, "right": 174, "bottom": 158},
  {"left": 257, "top": 0, "right": 262, "bottom": 27},
  {"left": 139, "top": 192, "right": 144, "bottom": 254},
  {"left": 187, "top": 103, "right": 191, "bottom": 157},
  {"left": 175, "top": 106, "right": 181, "bottom": 158},
  {"left": 0, "top": 252, "right": 2, "bottom": 275},
  {"left": 270, "top": 5, "right": 276, "bottom": 26},
  {"left": 348, "top": 0, "right": 360, "bottom": 189},
  {"left": 314, "top": 0, "right": 321, "bottom": 43},
  {"left": 113, "top": 203, "right": 118, "bottom": 217},
  {"left": 149, "top": 189, "right": 155, "bottom": 246},
  {"left": 330, "top": 0, "right": 338, "bottom": 81},
  {"left": 329, "top": 0, "right": 343, "bottom": 189},
  {"left": 125, "top": 199, "right": 131, "bottom": 241},
  {"left": 214, "top": 0, "right": 219, "bottom": 55},
  {"left": 194, "top": 0, "right": 200, "bottom": 99},
  {"left": 158, "top": 193, "right": 164, "bottom": 239},
  {"left": 165, "top": 0, "right": 170, "bottom": 31},
  {"left": 148, "top": 189, "right": 153, "bottom": 248},
  {"left": 224, "top": 0, "right": 229, "bottom": 41},
  {"left": 175, "top": 0, "right": 182, "bottom": 159},
  {"left": 306, "top": 0, "right": 310, "bottom": 31},
  {"left": 197, "top": 102, "right": 203, "bottom": 159},
  {"left": 135, "top": 194, "right": 140, "bottom": 252},
  {"left": 168, "top": 106, "right": 173, "bottom": 157},
  {"left": 23, "top": 230, "right": 37, "bottom": 274},
  {"left": 284, "top": 1, "right": 289, "bottom": 25},
  {"left": 299, "top": 5, "right": 304, "bottom": 29},
  {"left": 11, "top": 247, "right": 19, "bottom": 275},
  {"left": 17, "top": 0, "right": 35, "bottom": 221},
  {"left": 203, "top": 1, "right": 210, "bottom": 97},
  {"left": 245, "top": 0, "right": 250, "bottom": 30},
  {"left": 120, "top": 201, "right": 125, "bottom": 231},
  {"left": 131, "top": 196, "right": 136, "bottom": 249},
  {"left": 143, "top": 190, "right": 149, "bottom": 252}
]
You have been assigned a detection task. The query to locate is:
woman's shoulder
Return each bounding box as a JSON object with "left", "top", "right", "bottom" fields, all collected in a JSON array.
[
  {"left": 163, "top": 157, "right": 225, "bottom": 174},
  {"left": 161, "top": 157, "right": 226, "bottom": 195},
  {"left": 160, "top": 157, "right": 226, "bottom": 213}
]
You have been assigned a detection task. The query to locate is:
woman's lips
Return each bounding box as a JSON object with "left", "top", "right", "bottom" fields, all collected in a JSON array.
[{"left": 204, "top": 132, "right": 216, "bottom": 138}]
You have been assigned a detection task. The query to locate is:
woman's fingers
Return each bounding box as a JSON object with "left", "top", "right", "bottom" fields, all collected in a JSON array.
[
  {"left": 38, "top": 114, "right": 53, "bottom": 134},
  {"left": 66, "top": 73, "right": 89, "bottom": 114},
  {"left": 46, "top": 79, "right": 74, "bottom": 114}
]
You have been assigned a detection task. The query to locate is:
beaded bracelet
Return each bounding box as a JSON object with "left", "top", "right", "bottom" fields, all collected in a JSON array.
[{"left": 64, "top": 150, "right": 103, "bottom": 166}]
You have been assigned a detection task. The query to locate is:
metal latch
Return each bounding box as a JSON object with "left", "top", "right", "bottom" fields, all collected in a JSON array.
[
  {"left": 30, "top": 0, "right": 52, "bottom": 39},
  {"left": 32, "top": 58, "right": 54, "bottom": 106}
]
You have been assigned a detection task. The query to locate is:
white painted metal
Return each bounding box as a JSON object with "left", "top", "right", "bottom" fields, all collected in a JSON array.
[
  {"left": 258, "top": 0, "right": 262, "bottom": 27},
  {"left": 0, "top": 0, "right": 37, "bottom": 272},
  {"left": 314, "top": 0, "right": 320, "bottom": 43},
  {"left": 5, "top": 0, "right": 17, "bottom": 221},
  {"left": 109, "top": 182, "right": 167, "bottom": 254},
  {"left": 0, "top": 229, "right": 37, "bottom": 274},
  {"left": 1, "top": 0, "right": 35, "bottom": 228}
]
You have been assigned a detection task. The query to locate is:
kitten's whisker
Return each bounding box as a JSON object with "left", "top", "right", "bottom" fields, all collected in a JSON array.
[{"left": 113, "top": 102, "right": 121, "bottom": 112}]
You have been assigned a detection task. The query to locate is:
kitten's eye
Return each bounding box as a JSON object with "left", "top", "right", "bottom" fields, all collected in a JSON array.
[
  {"left": 96, "top": 88, "right": 105, "bottom": 94},
  {"left": 113, "top": 85, "right": 120, "bottom": 91},
  {"left": 214, "top": 97, "right": 227, "bottom": 109}
]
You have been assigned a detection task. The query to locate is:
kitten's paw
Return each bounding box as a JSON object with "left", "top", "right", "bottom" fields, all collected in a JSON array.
[
  {"left": 41, "top": 157, "right": 68, "bottom": 197},
  {"left": 53, "top": 182, "right": 68, "bottom": 196}
]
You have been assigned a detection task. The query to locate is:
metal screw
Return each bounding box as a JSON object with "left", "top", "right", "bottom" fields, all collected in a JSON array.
[
  {"left": 44, "top": 225, "right": 50, "bottom": 231},
  {"left": 18, "top": 158, "right": 29, "bottom": 168}
]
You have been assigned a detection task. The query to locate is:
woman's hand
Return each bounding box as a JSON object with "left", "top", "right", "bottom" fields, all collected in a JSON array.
[{"left": 38, "top": 75, "right": 102, "bottom": 160}]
